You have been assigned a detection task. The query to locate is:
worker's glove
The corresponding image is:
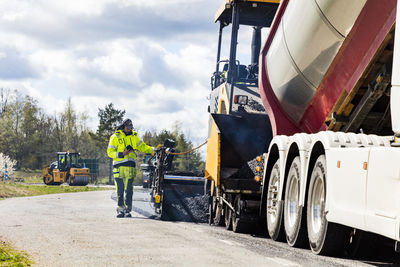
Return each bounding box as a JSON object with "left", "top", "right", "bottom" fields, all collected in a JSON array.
[{"left": 151, "top": 144, "right": 162, "bottom": 156}]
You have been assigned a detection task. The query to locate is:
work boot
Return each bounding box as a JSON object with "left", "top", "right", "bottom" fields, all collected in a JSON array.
[
  {"left": 125, "top": 212, "right": 132, "bottom": 218},
  {"left": 116, "top": 212, "right": 125, "bottom": 218}
]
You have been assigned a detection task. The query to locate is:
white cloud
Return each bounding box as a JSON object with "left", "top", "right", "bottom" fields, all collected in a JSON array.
[
  {"left": 90, "top": 41, "right": 143, "bottom": 86},
  {"left": 0, "top": 0, "right": 225, "bottom": 157},
  {"left": 164, "top": 44, "right": 214, "bottom": 82}
]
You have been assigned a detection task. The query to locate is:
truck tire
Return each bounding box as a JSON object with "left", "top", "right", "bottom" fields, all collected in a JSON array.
[
  {"left": 208, "top": 195, "right": 214, "bottom": 225},
  {"left": 284, "top": 156, "right": 308, "bottom": 247},
  {"left": 266, "top": 160, "right": 285, "bottom": 241},
  {"left": 224, "top": 194, "right": 232, "bottom": 230},
  {"left": 213, "top": 196, "right": 224, "bottom": 226},
  {"left": 232, "top": 195, "right": 246, "bottom": 233},
  {"left": 307, "top": 155, "right": 349, "bottom": 255},
  {"left": 43, "top": 175, "right": 59, "bottom": 185}
]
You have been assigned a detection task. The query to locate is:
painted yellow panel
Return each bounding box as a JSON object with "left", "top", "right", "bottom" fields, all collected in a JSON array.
[
  {"left": 251, "top": 0, "right": 280, "bottom": 3},
  {"left": 215, "top": 0, "right": 280, "bottom": 22},
  {"left": 218, "top": 83, "right": 230, "bottom": 114},
  {"left": 205, "top": 120, "right": 220, "bottom": 186},
  {"left": 225, "top": 0, "right": 280, "bottom": 3},
  {"left": 53, "top": 169, "right": 61, "bottom": 182}
]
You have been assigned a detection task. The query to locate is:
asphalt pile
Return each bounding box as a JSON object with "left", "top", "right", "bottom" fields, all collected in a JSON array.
[{"left": 161, "top": 188, "right": 209, "bottom": 223}]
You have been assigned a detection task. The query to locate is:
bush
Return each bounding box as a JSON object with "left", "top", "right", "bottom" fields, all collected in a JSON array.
[{"left": 0, "top": 153, "right": 16, "bottom": 179}]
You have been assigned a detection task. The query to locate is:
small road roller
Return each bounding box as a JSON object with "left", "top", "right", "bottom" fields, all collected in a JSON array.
[{"left": 42, "top": 152, "right": 90, "bottom": 186}]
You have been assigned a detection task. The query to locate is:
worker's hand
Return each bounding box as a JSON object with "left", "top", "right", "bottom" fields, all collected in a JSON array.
[
  {"left": 155, "top": 144, "right": 162, "bottom": 149},
  {"left": 123, "top": 149, "right": 131, "bottom": 156}
]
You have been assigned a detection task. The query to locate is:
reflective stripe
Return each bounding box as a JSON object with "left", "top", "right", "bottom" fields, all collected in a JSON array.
[
  {"left": 108, "top": 145, "right": 117, "bottom": 149},
  {"left": 113, "top": 158, "right": 135, "bottom": 166},
  {"left": 137, "top": 140, "right": 143, "bottom": 147}
]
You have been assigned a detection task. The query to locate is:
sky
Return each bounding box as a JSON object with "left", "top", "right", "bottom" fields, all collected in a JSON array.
[{"left": 0, "top": 0, "right": 261, "bottom": 156}]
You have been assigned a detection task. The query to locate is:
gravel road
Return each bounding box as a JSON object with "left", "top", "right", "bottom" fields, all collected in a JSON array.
[{"left": 0, "top": 190, "right": 398, "bottom": 266}]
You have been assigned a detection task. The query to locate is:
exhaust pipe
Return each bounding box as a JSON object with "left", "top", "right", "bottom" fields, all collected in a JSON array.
[{"left": 251, "top": 27, "right": 261, "bottom": 66}]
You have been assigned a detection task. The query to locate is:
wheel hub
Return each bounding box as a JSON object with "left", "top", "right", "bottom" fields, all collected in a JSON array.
[
  {"left": 287, "top": 175, "right": 299, "bottom": 227},
  {"left": 267, "top": 175, "right": 280, "bottom": 224},
  {"left": 311, "top": 175, "right": 325, "bottom": 234}
]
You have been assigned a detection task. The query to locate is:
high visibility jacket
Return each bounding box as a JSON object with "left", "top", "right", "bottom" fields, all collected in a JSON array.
[{"left": 107, "top": 129, "right": 154, "bottom": 168}]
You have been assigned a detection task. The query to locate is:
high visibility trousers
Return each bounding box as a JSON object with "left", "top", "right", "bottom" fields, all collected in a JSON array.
[{"left": 113, "top": 166, "right": 136, "bottom": 213}]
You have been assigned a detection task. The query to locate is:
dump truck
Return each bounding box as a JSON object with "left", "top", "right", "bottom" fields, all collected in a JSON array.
[
  {"left": 205, "top": 0, "right": 400, "bottom": 256},
  {"left": 42, "top": 152, "right": 90, "bottom": 186}
]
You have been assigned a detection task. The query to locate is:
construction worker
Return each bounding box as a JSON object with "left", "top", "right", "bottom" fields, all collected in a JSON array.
[{"left": 107, "top": 118, "right": 154, "bottom": 218}]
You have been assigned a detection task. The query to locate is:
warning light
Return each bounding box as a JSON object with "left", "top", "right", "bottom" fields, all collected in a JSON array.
[
  {"left": 255, "top": 176, "right": 261, "bottom": 182},
  {"left": 256, "top": 166, "right": 261, "bottom": 172},
  {"left": 234, "top": 95, "right": 248, "bottom": 105},
  {"left": 256, "top": 156, "right": 262, "bottom": 162},
  {"left": 363, "top": 162, "right": 368, "bottom": 170}
]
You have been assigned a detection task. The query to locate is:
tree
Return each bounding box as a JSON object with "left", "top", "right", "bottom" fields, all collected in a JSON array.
[
  {"left": 20, "top": 95, "right": 41, "bottom": 168},
  {"left": 62, "top": 98, "right": 79, "bottom": 151},
  {"left": 0, "top": 88, "right": 11, "bottom": 117},
  {"left": 0, "top": 92, "right": 25, "bottom": 168},
  {"left": 0, "top": 153, "right": 17, "bottom": 179},
  {"left": 95, "top": 103, "right": 125, "bottom": 144},
  {"left": 138, "top": 127, "right": 204, "bottom": 175}
]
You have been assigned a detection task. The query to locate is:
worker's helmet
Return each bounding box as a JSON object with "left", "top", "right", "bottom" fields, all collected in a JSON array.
[{"left": 123, "top": 118, "right": 133, "bottom": 130}]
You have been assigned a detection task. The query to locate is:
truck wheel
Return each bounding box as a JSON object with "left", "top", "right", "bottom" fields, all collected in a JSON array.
[
  {"left": 43, "top": 175, "right": 53, "bottom": 185},
  {"left": 224, "top": 194, "right": 232, "bottom": 230},
  {"left": 284, "top": 156, "right": 307, "bottom": 247},
  {"left": 213, "top": 196, "right": 224, "bottom": 226},
  {"left": 208, "top": 195, "right": 214, "bottom": 225},
  {"left": 266, "top": 160, "right": 285, "bottom": 241},
  {"left": 307, "top": 155, "right": 349, "bottom": 255},
  {"left": 232, "top": 195, "right": 245, "bottom": 233}
]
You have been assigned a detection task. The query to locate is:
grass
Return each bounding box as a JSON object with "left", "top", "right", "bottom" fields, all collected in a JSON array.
[
  {"left": 0, "top": 241, "right": 33, "bottom": 266},
  {"left": 0, "top": 182, "right": 112, "bottom": 200},
  {"left": 12, "top": 169, "right": 144, "bottom": 186},
  {"left": 13, "top": 170, "right": 116, "bottom": 185},
  {"left": 13, "top": 170, "right": 43, "bottom": 184}
]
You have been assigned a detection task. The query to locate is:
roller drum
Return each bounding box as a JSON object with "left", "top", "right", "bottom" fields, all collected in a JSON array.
[{"left": 69, "top": 175, "right": 90, "bottom": 186}]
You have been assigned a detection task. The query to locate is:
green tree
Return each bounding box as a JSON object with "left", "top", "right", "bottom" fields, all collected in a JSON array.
[
  {"left": 137, "top": 126, "right": 204, "bottom": 176},
  {"left": 95, "top": 103, "right": 125, "bottom": 144},
  {"left": 0, "top": 92, "right": 25, "bottom": 168},
  {"left": 0, "top": 88, "right": 11, "bottom": 117},
  {"left": 64, "top": 98, "right": 78, "bottom": 150},
  {"left": 20, "top": 95, "right": 41, "bottom": 168}
]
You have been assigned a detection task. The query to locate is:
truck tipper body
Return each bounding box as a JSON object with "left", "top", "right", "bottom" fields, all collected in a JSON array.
[{"left": 205, "top": 0, "right": 400, "bottom": 256}]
